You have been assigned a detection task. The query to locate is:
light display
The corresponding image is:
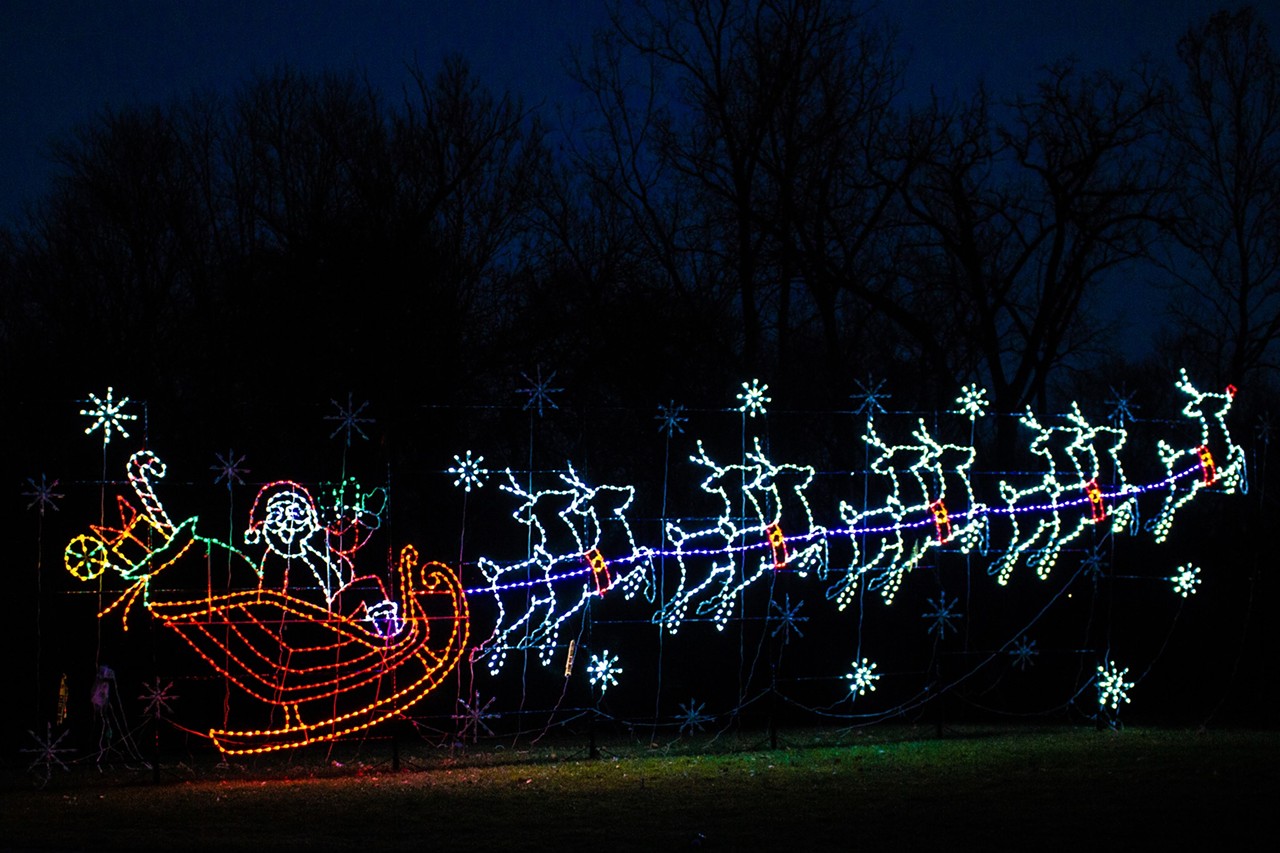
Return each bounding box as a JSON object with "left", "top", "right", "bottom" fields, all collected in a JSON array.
[
  {"left": 62, "top": 450, "right": 469, "bottom": 755},
  {"left": 80, "top": 386, "right": 137, "bottom": 445},
  {"left": 1096, "top": 661, "right": 1134, "bottom": 712},
  {"left": 47, "top": 368, "right": 1243, "bottom": 755},
  {"left": 1170, "top": 564, "right": 1201, "bottom": 597},
  {"left": 845, "top": 658, "right": 881, "bottom": 698},
  {"left": 587, "top": 650, "right": 622, "bottom": 693},
  {"left": 474, "top": 465, "right": 651, "bottom": 674},
  {"left": 449, "top": 450, "right": 489, "bottom": 492},
  {"left": 1148, "top": 370, "right": 1244, "bottom": 542},
  {"left": 737, "top": 378, "right": 771, "bottom": 417}
]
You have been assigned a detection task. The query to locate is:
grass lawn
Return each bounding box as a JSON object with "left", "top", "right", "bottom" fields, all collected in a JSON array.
[{"left": 3, "top": 724, "right": 1276, "bottom": 851}]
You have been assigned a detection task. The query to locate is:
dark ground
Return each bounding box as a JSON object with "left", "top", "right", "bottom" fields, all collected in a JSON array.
[{"left": 3, "top": 724, "right": 1276, "bottom": 852}]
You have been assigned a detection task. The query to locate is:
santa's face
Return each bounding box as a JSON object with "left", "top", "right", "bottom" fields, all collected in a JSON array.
[{"left": 262, "top": 491, "right": 316, "bottom": 557}]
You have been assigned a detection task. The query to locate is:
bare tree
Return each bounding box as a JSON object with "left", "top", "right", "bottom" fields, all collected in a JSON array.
[
  {"left": 899, "top": 61, "right": 1170, "bottom": 449},
  {"left": 1160, "top": 6, "right": 1280, "bottom": 385},
  {"left": 569, "top": 0, "right": 907, "bottom": 381}
]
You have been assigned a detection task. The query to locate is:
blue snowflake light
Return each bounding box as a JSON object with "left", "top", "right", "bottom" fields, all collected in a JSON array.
[
  {"left": 677, "top": 698, "right": 712, "bottom": 735},
  {"left": 850, "top": 377, "right": 890, "bottom": 417},
  {"left": 769, "top": 594, "right": 808, "bottom": 643},
  {"left": 454, "top": 692, "right": 499, "bottom": 741},
  {"left": 845, "top": 658, "right": 881, "bottom": 698},
  {"left": 211, "top": 450, "right": 248, "bottom": 489},
  {"left": 1169, "top": 564, "right": 1201, "bottom": 598},
  {"left": 1010, "top": 635, "right": 1039, "bottom": 671},
  {"left": 922, "top": 592, "right": 962, "bottom": 639},
  {"left": 80, "top": 386, "right": 137, "bottom": 445},
  {"left": 448, "top": 450, "right": 489, "bottom": 492},
  {"left": 325, "top": 392, "right": 373, "bottom": 445},
  {"left": 656, "top": 400, "right": 688, "bottom": 438},
  {"left": 587, "top": 650, "right": 623, "bottom": 693},
  {"left": 1096, "top": 661, "right": 1133, "bottom": 711},
  {"left": 1081, "top": 545, "right": 1108, "bottom": 583},
  {"left": 736, "top": 379, "right": 771, "bottom": 418},
  {"left": 1106, "top": 385, "right": 1139, "bottom": 426},
  {"left": 22, "top": 474, "right": 63, "bottom": 516},
  {"left": 518, "top": 367, "right": 562, "bottom": 417}
]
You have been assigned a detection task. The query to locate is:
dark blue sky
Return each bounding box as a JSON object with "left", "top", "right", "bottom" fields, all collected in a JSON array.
[{"left": 3, "top": 1, "right": 1274, "bottom": 228}]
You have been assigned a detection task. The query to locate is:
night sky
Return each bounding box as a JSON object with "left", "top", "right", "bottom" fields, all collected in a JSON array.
[{"left": 5, "top": 1, "right": 1277, "bottom": 227}]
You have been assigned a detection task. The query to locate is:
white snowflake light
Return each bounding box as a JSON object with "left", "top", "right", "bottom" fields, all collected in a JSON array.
[
  {"left": 845, "top": 658, "right": 881, "bottom": 698},
  {"left": 736, "top": 378, "right": 771, "bottom": 418},
  {"left": 1096, "top": 661, "right": 1133, "bottom": 711},
  {"left": 1169, "top": 564, "right": 1201, "bottom": 598},
  {"left": 587, "top": 650, "right": 623, "bottom": 693},
  {"left": 956, "top": 384, "right": 989, "bottom": 420},
  {"left": 80, "top": 386, "right": 137, "bottom": 445},
  {"left": 449, "top": 450, "right": 489, "bottom": 492}
]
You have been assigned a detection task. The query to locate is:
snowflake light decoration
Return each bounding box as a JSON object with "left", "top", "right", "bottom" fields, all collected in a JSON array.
[
  {"left": 139, "top": 677, "right": 178, "bottom": 720},
  {"left": 677, "top": 698, "right": 712, "bottom": 735},
  {"left": 448, "top": 450, "right": 489, "bottom": 492},
  {"left": 518, "top": 367, "right": 562, "bottom": 417},
  {"left": 22, "top": 473, "right": 63, "bottom": 516},
  {"left": 325, "top": 392, "right": 373, "bottom": 445},
  {"left": 1096, "top": 661, "right": 1133, "bottom": 711},
  {"left": 587, "top": 650, "right": 623, "bottom": 693},
  {"left": 956, "top": 384, "right": 989, "bottom": 420},
  {"left": 769, "top": 594, "right": 808, "bottom": 643},
  {"left": 845, "top": 658, "right": 881, "bottom": 698},
  {"left": 922, "top": 592, "right": 962, "bottom": 639},
  {"left": 1080, "top": 545, "right": 1108, "bottom": 583},
  {"left": 1010, "top": 636, "right": 1039, "bottom": 670},
  {"left": 656, "top": 400, "right": 688, "bottom": 438},
  {"left": 1256, "top": 413, "right": 1272, "bottom": 447},
  {"left": 1169, "top": 564, "right": 1201, "bottom": 598},
  {"left": 80, "top": 386, "right": 137, "bottom": 445},
  {"left": 736, "top": 379, "right": 771, "bottom": 418},
  {"left": 22, "top": 723, "right": 73, "bottom": 783},
  {"left": 454, "top": 691, "right": 499, "bottom": 741},
  {"left": 1106, "top": 385, "right": 1139, "bottom": 426},
  {"left": 850, "top": 377, "right": 890, "bottom": 417},
  {"left": 211, "top": 450, "right": 248, "bottom": 489}
]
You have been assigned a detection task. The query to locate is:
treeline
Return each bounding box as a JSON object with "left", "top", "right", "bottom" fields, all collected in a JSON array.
[{"left": 1, "top": 1, "right": 1278, "bottom": 465}]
